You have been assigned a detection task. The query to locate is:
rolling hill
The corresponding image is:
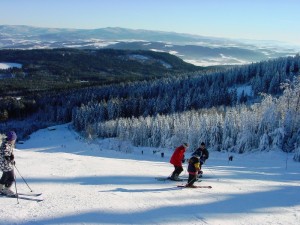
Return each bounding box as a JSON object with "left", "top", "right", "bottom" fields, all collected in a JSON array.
[{"left": 1, "top": 25, "right": 299, "bottom": 66}]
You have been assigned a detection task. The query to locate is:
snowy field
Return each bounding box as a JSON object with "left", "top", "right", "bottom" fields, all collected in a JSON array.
[{"left": 1, "top": 124, "right": 299, "bottom": 225}]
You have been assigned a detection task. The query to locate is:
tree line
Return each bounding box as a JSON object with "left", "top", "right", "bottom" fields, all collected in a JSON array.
[
  {"left": 71, "top": 55, "right": 299, "bottom": 129},
  {"left": 0, "top": 54, "right": 299, "bottom": 161},
  {"left": 76, "top": 77, "right": 300, "bottom": 161}
]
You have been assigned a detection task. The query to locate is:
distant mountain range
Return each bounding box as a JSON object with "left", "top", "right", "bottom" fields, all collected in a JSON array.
[{"left": 0, "top": 25, "right": 299, "bottom": 66}]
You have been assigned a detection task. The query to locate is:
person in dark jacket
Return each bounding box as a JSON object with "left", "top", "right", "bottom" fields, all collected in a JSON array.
[
  {"left": 191, "top": 142, "right": 209, "bottom": 177},
  {"left": 185, "top": 155, "right": 200, "bottom": 187},
  {"left": 169, "top": 143, "right": 189, "bottom": 180},
  {"left": 0, "top": 131, "right": 17, "bottom": 196}
]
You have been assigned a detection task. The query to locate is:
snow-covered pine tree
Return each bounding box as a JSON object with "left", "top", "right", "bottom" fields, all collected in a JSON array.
[{"left": 209, "top": 113, "right": 223, "bottom": 151}]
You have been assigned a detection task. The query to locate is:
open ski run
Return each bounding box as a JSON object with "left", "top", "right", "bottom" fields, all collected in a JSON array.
[{"left": 0, "top": 124, "right": 299, "bottom": 225}]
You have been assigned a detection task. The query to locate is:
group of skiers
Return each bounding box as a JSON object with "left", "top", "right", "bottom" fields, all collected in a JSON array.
[
  {"left": 0, "top": 131, "right": 17, "bottom": 196},
  {"left": 170, "top": 142, "right": 209, "bottom": 187},
  {"left": 1, "top": 129, "right": 207, "bottom": 196}
]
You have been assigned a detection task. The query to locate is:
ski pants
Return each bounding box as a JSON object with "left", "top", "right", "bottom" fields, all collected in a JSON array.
[
  {"left": 171, "top": 165, "right": 183, "bottom": 177},
  {"left": 0, "top": 170, "right": 15, "bottom": 188}
]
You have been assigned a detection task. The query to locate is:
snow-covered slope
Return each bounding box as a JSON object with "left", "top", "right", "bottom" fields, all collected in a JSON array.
[{"left": 1, "top": 124, "right": 299, "bottom": 225}]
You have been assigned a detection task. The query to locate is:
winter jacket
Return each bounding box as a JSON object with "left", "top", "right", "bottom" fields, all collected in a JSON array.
[
  {"left": 192, "top": 147, "right": 209, "bottom": 163},
  {"left": 0, "top": 138, "right": 15, "bottom": 172},
  {"left": 170, "top": 145, "right": 186, "bottom": 167},
  {"left": 187, "top": 156, "right": 200, "bottom": 175}
]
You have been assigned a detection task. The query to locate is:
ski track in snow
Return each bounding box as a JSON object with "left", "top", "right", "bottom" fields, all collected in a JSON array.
[{"left": 0, "top": 124, "right": 299, "bottom": 225}]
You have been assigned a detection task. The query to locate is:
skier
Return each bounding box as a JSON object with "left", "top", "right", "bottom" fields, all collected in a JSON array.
[
  {"left": 169, "top": 143, "right": 189, "bottom": 181},
  {"left": 185, "top": 154, "right": 200, "bottom": 187},
  {"left": 0, "top": 131, "right": 17, "bottom": 196},
  {"left": 191, "top": 142, "right": 209, "bottom": 177}
]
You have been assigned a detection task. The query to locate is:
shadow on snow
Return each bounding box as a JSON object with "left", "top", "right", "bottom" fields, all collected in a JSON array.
[{"left": 14, "top": 185, "right": 300, "bottom": 225}]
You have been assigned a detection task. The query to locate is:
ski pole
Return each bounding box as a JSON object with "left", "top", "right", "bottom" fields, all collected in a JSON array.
[
  {"left": 14, "top": 164, "right": 33, "bottom": 192},
  {"left": 14, "top": 174, "right": 19, "bottom": 204}
]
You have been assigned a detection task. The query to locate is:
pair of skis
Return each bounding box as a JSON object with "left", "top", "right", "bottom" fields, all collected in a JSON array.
[
  {"left": 155, "top": 177, "right": 212, "bottom": 189},
  {"left": 177, "top": 185, "right": 212, "bottom": 189},
  {"left": 0, "top": 192, "right": 43, "bottom": 202},
  {"left": 155, "top": 176, "right": 202, "bottom": 182}
]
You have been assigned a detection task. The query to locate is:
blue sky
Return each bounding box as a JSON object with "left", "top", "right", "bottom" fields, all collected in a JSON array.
[{"left": 1, "top": 0, "right": 300, "bottom": 45}]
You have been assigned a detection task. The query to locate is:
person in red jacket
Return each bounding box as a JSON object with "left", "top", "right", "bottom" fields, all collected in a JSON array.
[{"left": 169, "top": 143, "right": 189, "bottom": 181}]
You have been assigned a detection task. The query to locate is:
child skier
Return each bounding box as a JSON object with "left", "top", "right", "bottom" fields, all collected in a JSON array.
[{"left": 186, "top": 154, "right": 200, "bottom": 188}]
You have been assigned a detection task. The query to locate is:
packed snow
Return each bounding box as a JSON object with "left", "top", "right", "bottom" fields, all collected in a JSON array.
[{"left": 1, "top": 124, "right": 299, "bottom": 225}]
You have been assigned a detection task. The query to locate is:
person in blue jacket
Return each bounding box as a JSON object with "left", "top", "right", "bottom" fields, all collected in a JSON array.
[{"left": 191, "top": 142, "right": 209, "bottom": 177}]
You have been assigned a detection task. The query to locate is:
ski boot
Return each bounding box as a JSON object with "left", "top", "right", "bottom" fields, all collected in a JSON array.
[
  {"left": 1, "top": 187, "right": 16, "bottom": 197},
  {"left": 169, "top": 174, "right": 181, "bottom": 181}
]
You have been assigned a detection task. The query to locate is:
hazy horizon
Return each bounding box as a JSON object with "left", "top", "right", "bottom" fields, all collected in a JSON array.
[{"left": 1, "top": 0, "right": 300, "bottom": 46}]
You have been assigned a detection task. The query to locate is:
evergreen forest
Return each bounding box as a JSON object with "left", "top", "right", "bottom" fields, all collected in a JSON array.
[{"left": 0, "top": 49, "right": 299, "bottom": 161}]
